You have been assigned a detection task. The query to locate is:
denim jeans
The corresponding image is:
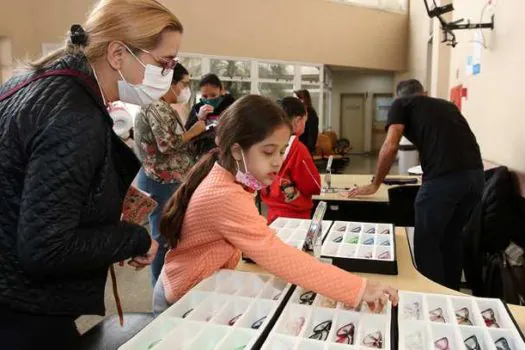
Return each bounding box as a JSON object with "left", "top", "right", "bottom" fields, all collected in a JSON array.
[
  {"left": 152, "top": 277, "right": 171, "bottom": 316},
  {"left": 136, "top": 168, "right": 180, "bottom": 286},
  {"left": 414, "top": 169, "right": 484, "bottom": 290}
]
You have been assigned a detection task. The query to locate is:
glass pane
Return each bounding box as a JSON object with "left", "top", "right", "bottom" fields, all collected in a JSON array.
[
  {"left": 178, "top": 57, "right": 202, "bottom": 78},
  {"left": 223, "top": 81, "right": 251, "bottom": 99},
  {"left": 301, "top": 84, "right": 320, "bottom": 112},
  {"left": 374, "top": 96, "right": 394, "bottom": 122},
  {"left": 210, "top": 59, "right": 250, "bottom": 79},
  {"left": 301, "top": 66, "right": 321, "bottom": 84},
  {"left": 189, "top": 79, "right": 201, "bottom": 106},
  {"left": 258, "top": 62, "right": 294, "bottom": 81},
  {"left": 323, "top": 90, "right": 331, "bottom": 130},
  {"left": 258, "top": 83, "right": 294, "bottom": 101}
]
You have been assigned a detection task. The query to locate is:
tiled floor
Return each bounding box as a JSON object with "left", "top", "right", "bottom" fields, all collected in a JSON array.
[{"left": 76, "top": 155, "right": 397, "bottom": 333}]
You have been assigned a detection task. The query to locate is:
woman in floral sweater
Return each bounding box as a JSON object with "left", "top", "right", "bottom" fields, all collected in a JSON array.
[{"left": 135, "top": 63, "right": 205, "bottom": 284}]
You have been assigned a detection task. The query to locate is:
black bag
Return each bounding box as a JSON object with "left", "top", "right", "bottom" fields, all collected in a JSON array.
[{"left": 483, "top": 251, "right": 525, "bottom": 306}]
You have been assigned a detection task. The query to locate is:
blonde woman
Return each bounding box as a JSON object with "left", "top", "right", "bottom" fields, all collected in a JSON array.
[{"left": 0, "top": 0, "right": 183, "bottom": 347}]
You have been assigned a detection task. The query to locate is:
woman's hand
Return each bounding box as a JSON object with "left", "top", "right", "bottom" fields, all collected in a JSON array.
[
  {"left": 197, "top": 105, "right": 214, "bottom": 120},
  {"left": 128, "top": 239, "right": 158, "bottom": 270},
  {"left": 360, "top": 280, "right": 398, "bottom": 313}
]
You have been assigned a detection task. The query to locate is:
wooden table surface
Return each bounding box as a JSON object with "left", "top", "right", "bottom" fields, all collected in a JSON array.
[
  {"left": 236, "top": 227, "right": 525, "bottom": 332},
  {"left": 313, "top": 174, "right": 420, "bottom": 203}
]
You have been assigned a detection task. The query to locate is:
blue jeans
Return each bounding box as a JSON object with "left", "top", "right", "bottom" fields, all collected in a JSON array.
[
  {"left": 136, "top": 168, "right": 180, "bottom": 286},
  {"left": 414, "top": 169, "right": 484, "bottom": 290}
]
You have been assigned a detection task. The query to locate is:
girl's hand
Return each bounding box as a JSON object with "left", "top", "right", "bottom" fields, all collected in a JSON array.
[{"left": 360, "top": 280, "right": 398, "bottom": 313}]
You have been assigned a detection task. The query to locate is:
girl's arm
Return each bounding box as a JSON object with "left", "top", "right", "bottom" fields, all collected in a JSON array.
[{"left": 218, "top": 190, "right": 366, "bottom": 307}]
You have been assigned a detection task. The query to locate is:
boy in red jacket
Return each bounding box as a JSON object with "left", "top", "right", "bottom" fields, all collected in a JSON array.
[{"left": 262, "top": 97, "right": 321, "bottom": 223}]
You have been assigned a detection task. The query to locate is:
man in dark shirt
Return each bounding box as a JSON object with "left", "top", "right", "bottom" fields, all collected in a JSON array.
[{"left": 347, "top": 79, "right": 484, "bottom": 290}]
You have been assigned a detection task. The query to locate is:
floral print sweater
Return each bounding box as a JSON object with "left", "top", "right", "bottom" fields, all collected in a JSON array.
[{"left": 134, "top": 99, "right": 194, "bottom": 184}]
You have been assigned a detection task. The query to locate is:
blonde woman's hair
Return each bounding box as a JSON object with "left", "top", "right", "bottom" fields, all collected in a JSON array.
[{"left": 30, "top": 0, "right": 183, "bottom": 70}]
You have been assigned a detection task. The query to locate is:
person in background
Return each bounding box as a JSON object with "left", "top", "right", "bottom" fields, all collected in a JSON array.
[
  {"left": 135, "top": 63, "right": 205, "bottom": 285},
  {"left": 295, "top": 89, "right": 319, "bottom": 154},
  {"left": 261, "top": 97, "right": 321, "bottom": 223},
  {"left": 347, "top": 79, "right": 484, "bottom": 291},
  {"left": 0, "top": 0, "right": 183, "bottom": 347},
  {"left": 152, "top": 95, "right": 398, "bottom": 314},
  {"left": 185, "top": 73, "right": 235, "bottom": 156}
]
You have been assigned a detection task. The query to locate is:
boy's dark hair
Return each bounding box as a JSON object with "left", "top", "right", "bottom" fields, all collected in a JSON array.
[
  {"left": 199, "top": 73, "right": 222, "bottom": 89},
  {"left": 171, "top": 63, "right": 189, "bottom": 84},
  {"left": 160, "top": 95, "right": 291, "bottom": 248},
  {"left": 396, "top": 79, "right": 425, "bottom": 97},
  {"left": 278, "top": 97, "right": 306, "bottom": 122}
]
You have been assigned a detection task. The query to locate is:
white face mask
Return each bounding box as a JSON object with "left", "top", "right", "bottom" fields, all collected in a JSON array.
[
  {"left": 117, "top": 46, "right": 173, "bottom": 106},
  {"left": 176, "top": 87, "right": 191, "bottom": 104}
]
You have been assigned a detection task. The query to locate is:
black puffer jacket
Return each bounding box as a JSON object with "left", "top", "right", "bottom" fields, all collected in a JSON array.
[{"left": 0, "top": 54, "right": 151, "bottom": 316}]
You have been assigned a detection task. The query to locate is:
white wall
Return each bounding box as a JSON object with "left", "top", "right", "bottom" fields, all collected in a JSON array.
[
  {"left": 331, "top": 70, "right": 394, "bottom": 152},
  {"left": 447, "top": 0, "right": 525, "bottom": 172}
]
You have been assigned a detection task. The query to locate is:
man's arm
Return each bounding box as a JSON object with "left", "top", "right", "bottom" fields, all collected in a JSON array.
[
  {"left": 372, "top": 124, "right": 405, "bottom": 187},
  {"left": 346, "top": 124, "right": 404, "bottom": 197}
]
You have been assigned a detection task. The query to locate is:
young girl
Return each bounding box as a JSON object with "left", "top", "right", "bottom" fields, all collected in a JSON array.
[
  {"left": 154, "top": 95, "right": 398, "bottom": 314},
  {"left": 261, "top": 97, "right": 321, "bottom": 223}
]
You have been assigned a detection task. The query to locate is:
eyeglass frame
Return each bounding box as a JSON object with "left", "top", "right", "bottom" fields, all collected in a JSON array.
[{"left": 123, "top": 42, "right": 178, "bottom": 76}]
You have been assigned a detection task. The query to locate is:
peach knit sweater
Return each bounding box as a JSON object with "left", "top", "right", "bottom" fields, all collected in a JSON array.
[{"left": 161, "top": 163, "right": 366, "bottom": 305}]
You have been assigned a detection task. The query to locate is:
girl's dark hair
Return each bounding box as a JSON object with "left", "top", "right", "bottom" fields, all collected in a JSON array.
[
  {"left": 172, "top": 63, "right": 189, "bottom": 84},
  {"left": 294, "top": 89, "right": 313, "bottom": 107},
  {"left": 278, "top": 97, "right": 306, "bottom": 122},
  {"left": 199, "top": 73, "right": 222, "bottom": 88},
  {"left": 160, "top": 95, "right": 291, "bottom": 247}
]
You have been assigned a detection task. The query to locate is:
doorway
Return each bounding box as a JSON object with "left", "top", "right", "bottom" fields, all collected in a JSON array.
[{"left": 340, "top": 93, "right": 365, "bottom": 153}]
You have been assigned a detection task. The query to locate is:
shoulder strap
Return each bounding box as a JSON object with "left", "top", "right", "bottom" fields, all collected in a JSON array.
[{"left": 0, "top": 69, "right": 99, "bottom": 102}]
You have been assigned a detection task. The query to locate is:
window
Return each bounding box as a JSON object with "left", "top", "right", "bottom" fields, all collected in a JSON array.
[
  {"left": 374, "top": 96, "right": 394, "bottom": 122},
  {"left": 258, "top": 62, "right": 294, "bottom": 82},
  {"left": 178, "top": 57, "right": 202, "bottom": 78},
  {"left": 300, "top": 66, "right": 321, "bottom": 84},
  {"left": 211, "top": 59, "right": 250, "bottom": 80},
  {"left": 223, "top": 81, "right": 251, "bottom": 99},
  {"left": 258, "top": 83, "right": 294, "bottom": 101}
]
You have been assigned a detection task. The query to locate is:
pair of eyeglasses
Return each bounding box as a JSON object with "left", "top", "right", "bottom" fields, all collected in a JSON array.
[
  {"left": 379, "top": 228, "right": 391, "bottom": 234},
  {"left": 380, "top": 240, "right": 391, "bottom": 246},
  {"left": 361, "top": 251, "right": 373, "bottom": 259},
  {"left": 482, "top": 308, "right": 500, "bottom": 328},
  {"left": 404, "top": 301, "right": 421, "bottom": 320},
  {"left": 333, "top": 236, "right": 343, "bottom": 243},
  {"left": 456, "top": 307, "right": 473, "bottom": 326},
  {"left": 435, "top": 336, "right": 450, "bottom": 350},
  {"left": 285, "top": 316, "right": 305, "bottom": 336},
  {"left": 181, "top": 308, "right": 193, "bottom": 318},
  {"left": 125, "top": 43, "right": 178, "bottom": 76},
  {"left": 362, "top": 331, "right": 383, "bottom": 348},
  {"left": 363, "top": 237, "right": 374, "bottom": 245},
  {"left": 465, "top": 335, "right": 481, "bottom": 350},
  {"left": 347, "top": 236, "right": 359, "bottom": 244},
  {"left": 147, "top": 339, "right": 162, "bottom": 349},
  {"left": 429, "top": 307, "right": 446, "bottom": 323},
  {"left": 495, "top": 337, "right": 512, "bottom": 350},
  {"left": 251, "top": 316, "right": 267, "bottom": 329},
  {"left": 336, "top": 225, "right": 347, "bottom": 232},
  {"left": 335, "top": 323, "right": 355, "bottom": 344},
  {"left": 365, "top": 227, "right": 376, "bottom": 234},
  {"left": 377, "top": 251, "right": 391, "bottom": 260},
  {"left": 273, "top": 292, "right": 282, "bottom": 300},
  {"left": 351, "top": 226, "right": 361, "bottom": 233},
  {"left": 299, "top": 291, "right": 316, "bottom": 305},
  {"left": 308, "top": 320, "right": 332, "bottom": 341},
  {"left": 228, "top": 313, "right": 243, "bottom": 326}
]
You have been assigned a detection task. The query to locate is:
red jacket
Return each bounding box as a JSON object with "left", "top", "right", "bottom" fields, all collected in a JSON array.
[{"left": 261, "top": 136, "right": 321, "bottom": 223}]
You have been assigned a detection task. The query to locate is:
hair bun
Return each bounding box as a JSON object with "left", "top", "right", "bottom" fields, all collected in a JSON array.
[{"left": 70, "top": 24, "right": 88, "bottom": 46}]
